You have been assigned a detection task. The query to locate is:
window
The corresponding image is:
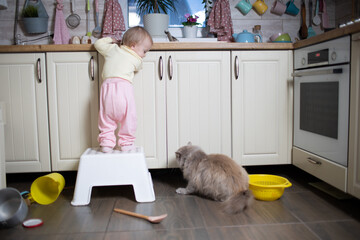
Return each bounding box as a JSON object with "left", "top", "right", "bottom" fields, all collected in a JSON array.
[{"left": 128, "top": 0, "right": 206, "bottom": 27}]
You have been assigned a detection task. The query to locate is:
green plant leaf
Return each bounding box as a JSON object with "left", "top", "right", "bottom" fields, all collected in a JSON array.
[
  {"left": 22, "top": 5, "right": 38, "bottom": 18},
  {"left": 136, "top": 0, "right": 177, "bottom": 15}
]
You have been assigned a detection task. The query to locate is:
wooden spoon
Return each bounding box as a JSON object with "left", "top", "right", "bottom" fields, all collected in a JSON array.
[
  {"left": 113, "top": 208, "right": 168, "bottom": 224},
  {"left": 299, "top": 0, "right": 308, "bottom": 39}
]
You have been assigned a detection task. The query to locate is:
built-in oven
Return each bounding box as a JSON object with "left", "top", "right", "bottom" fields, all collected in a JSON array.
[{"left": 292, "top": 36, "right": 350, "bottom": 191}]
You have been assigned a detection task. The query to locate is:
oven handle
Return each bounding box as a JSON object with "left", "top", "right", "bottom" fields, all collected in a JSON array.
[
  {"left": 292, "top": 68, "right": 343, "bottom": 77},
  {"left": 307, "top": 157, "right": 322, "bottom": 165}
]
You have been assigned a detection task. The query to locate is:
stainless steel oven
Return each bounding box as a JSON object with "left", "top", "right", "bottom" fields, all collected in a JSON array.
[{"left": 293, "top": 36, "right": 351, "bottom": 167}]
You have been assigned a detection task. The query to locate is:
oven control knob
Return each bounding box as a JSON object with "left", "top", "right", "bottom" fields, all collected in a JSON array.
[
  {"left": 301, "top": 57, "right": 306, "bottom": 65},
  {"left": 331, "top": 52, "right": 337, "bottom": 61}
]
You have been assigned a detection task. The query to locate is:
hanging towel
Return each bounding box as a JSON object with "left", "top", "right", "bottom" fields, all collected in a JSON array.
[
  {"left": 102, "top": 0, "right": 126, "bottom": 41},
  {"left": 53, "top": 0, "right": 70, "bottom": 44},
  {"left": 207, "top": 0, "right": 234, "bottom": 42},
  {"left": 320, "top": 0, "right": 330, "bottom": 29}
]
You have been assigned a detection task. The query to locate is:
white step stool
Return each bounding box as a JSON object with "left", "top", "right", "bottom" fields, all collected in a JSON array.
[{"left": 71, "top": 147, "right": 155, "bottom": 206}]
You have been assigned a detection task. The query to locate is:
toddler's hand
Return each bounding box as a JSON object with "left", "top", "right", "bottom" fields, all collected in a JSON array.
[{"left": 111, "top": 38, "right": 120, "bottom": 44}]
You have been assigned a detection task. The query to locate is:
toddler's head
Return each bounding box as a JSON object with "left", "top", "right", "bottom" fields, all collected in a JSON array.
[{"left": 122, "top": 26, "right": 153, "bottom": 58}]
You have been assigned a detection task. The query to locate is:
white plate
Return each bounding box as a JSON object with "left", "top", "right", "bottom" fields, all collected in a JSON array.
[{"left": 22, "top": 218, "right": 43, "bottom": 228}]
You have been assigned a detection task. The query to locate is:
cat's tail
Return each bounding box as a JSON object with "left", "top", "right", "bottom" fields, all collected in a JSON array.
[{"left": 222, "top": 190, "right": 254, "bottom": 214}]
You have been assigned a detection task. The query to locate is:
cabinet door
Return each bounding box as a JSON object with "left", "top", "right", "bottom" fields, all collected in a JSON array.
[
  {"left": 47, "top": 52, "right": 99, "bottom": 171},
  {"left": 232, "top": 51, "right": 292, "bottom": 165},
  {"left": 133, "top": 52, "right": 167, "bottom": 168},
  {"left": 348, "top": 33, "right": 360, "bottom": 198},
  {"left": 166, "top": 51, "right": 232, "bottom": 167},
  {"left": 0, "top": 53, "right": 50, "bottom": 172}
]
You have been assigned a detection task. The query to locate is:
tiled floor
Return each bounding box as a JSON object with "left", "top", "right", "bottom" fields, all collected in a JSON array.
[{"left": 1, "top": 165, "right": 360, "bottom": 240}]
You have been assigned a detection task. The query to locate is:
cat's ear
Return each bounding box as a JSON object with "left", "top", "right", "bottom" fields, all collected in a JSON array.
[
  {"left": 187, "top": 141, "right": 192, "bottom": 146},
  {"left": 175, "top": 152, "right": 181, "bottom": 159}
]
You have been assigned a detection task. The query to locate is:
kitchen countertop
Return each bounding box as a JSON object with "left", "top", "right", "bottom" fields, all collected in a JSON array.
[
  {"left": 0, "top": 23, "right": 359, "bottom": 53},
  {"left": 293, "top": 22, "right": 360, "bottom": 48},
  {"left": 0, "top": 42, "right": 293, "bottom": 53}
]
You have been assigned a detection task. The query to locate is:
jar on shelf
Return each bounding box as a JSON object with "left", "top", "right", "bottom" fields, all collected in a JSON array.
[{"left": 253, "top": 25, "right": 263, "bottom": 43}]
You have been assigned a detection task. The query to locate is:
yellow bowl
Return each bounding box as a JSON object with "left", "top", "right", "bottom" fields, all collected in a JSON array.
[{"left": 249, "top": 174, "right": 292, "bottom": 201}]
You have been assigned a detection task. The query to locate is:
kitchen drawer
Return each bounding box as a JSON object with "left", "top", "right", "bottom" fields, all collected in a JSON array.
[{"left": 292, "top": 147, "right": 347, "bottom": 192}]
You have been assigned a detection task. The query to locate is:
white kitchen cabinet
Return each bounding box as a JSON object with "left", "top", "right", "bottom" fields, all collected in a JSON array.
[
  {"left": 232, "top": 51, "right": 293, "bottom": 166},
  {"left": 348, "top": 33, "right": 360, "bottom": 198},
  {"left": 166, "top": 51, "right": 232, "bottom": 167},
  {"left": 47, "top": 52, "right": 99, "bottom": 171},
  {"left": 133, "top": 51, "right": 232, "bottom": 168},
  {"left": 0, "top": 53, "right": 51, "bottom": 173},
  {"left": 132, "top": 52, "right": 167, "bottom": 168}
]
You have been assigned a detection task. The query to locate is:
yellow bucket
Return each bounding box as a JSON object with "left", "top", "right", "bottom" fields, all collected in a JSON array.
[
  {"left": 249, "top": 174, "right": 292, "bottom": 201},
  {"left": 29, "top": 173, "right": 65, "bottom": 205}
]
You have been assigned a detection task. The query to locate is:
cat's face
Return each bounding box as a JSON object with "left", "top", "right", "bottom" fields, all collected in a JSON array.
[
  {"left": 175, "top": 142, "right": 194, "bottom": 170},
  {"left": 175, "top": 146, "right": 188, "bottom": 170}
]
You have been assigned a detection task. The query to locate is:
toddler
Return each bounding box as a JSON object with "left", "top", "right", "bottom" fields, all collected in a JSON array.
[{"left": 95, "top": 26, "right": 153, "bottom": 152}]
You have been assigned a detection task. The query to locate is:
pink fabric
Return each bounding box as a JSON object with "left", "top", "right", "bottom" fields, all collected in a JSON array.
[
  {"left": 53, "top": 0, "right": 70, "bottom": 44},
  {"left": 320, "top": 0, "right": 329, "bottom": 29},
  {"left": 207, "top": 0, "right": 234, "bottom": 42},
  {"left": 98, "top": 78, "right": 137, "bottom": 148},
  {"left": 102, "top": 0, "right": 126, "bottom": 41}
]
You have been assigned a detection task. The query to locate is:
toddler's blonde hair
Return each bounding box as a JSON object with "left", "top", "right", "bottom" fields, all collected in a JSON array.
[{"left": 121, "top": 26, "right": 153, "bottom": 47}]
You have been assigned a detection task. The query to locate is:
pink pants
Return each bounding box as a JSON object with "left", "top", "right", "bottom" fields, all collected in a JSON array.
[{"left": 98, "top": 77, "right": 136, "bottom": 148}]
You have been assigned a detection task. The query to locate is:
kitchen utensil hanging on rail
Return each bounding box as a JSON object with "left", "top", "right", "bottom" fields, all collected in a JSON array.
[
  {"left": 307, "top": 0, "right": 316, "bottom": 38},
  {"left": 313, "top": 0, "right": 321, "bottom": 25},
  {"left": 92, "top": 0, "right": 102, "bottom": 37},
  {"left": 66, "top": 0, "right": 80, "bottom": 29},
  {"left": 86, "top": 0, "right": 91, "bottom": 37},
  {"left": 298, "top": 0, "right": 308, "bottom": 39}
]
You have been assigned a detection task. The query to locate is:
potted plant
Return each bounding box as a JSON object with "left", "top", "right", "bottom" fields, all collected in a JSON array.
[
  {"left": 182, "top": 14, "right": 201, "bottom": 38},
  {"left": 21, "top": 0, "right": 49, "bottom": 34},
  {"left": 135, "top": 0, "right": 177, "bottom": 38}
]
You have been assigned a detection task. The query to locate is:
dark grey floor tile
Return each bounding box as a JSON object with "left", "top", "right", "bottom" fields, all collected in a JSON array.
[
  {"left": 197, "top": 196, "right": 299, "bottom": 227},
  {"left": 150, "top": 169, "right": 187, "bottom": 198},
  {"left": 0, "top": 231, "right": 105, "bottom": 240},
  {"left": 105, "top": 229, "right": 210, "bottom": 240},
  {"left": 206, "top": 224, "right": 319, "bottom": 240},
  {"left": 107, "top": 196, "right": 205, "bottom": 232},
  {"left": 5, "top": 195, "right": 117, "bottom": 235},
  {"left": 105, "top": 230, "right": 158, "bottom": 240},
  {"left": 306, "top": 220, "right": 360, "bottom": 240},
  {"left": 283, "top": 191, "right": 354, "bottom": 222}
]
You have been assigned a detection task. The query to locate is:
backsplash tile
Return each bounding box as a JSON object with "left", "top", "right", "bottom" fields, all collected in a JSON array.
[{"left": 0, "top": 0, "right": 336, "bottom": 45}]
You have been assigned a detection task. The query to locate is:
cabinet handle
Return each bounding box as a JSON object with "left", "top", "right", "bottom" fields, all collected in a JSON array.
[
  {"left": 36, "top": 58, "right": 41, "bottom": 83},
  {"left": 235, "top": 56, "right": 239, "bottom": 80},
  {"left": 168, "top": 55, "right": 173, "bottom": 80},
  {"left": 307, "top": 157, "right": 322, "bottom": 165},
  {"left": 90, "top": 56, "right": 94, "bottom": 81},
  {"left": 159, "top": 56, "right": 163, "bottom": 80}
]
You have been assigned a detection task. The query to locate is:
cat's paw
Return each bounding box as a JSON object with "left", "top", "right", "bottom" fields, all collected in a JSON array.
[{"left": 176, "top": 188, "right": 188, "bottom": 195}]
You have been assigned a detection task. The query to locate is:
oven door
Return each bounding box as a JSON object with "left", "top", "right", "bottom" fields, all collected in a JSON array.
[{"left": 293, "top": 64, "right": 349, "bottom": 166}]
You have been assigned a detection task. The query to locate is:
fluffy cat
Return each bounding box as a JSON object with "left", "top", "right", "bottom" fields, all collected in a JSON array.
[{"left": 175, "top": 143, "right": 253, "bottom": 214}]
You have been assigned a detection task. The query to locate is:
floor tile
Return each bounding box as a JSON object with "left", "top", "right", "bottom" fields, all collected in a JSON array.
[
  {"left": 0, "top": 191, "right": 117, "bottom": 236},
  {"left": 197, "top": 197, "right": 299, "bottom": 227},
  {"left": 105, "top": 229, "right": 210, "bottom": 240},
  {"left": 107, "top": 196, "right": 205, "bottom": 232},
  {"left": 206, "top": 224, "right": 319, "bottom": 240},
  {"left": 1, "top": 232, "right": 105, "bottom": 240},
  {"left": 306, "top": 220, "right": 360, "bottom": 240},
  {"left": 283, "top": 191, "right": 353, "bottom": 222}
]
